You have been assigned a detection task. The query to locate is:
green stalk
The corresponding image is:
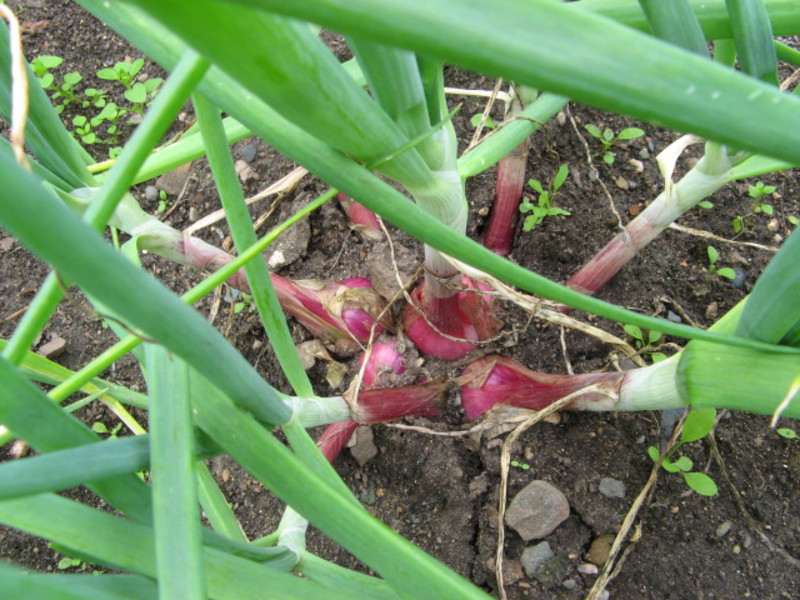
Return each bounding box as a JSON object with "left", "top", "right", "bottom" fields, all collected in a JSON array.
[
  {"left": 566, "top": 141, "right": 741, "bottom": 297},
  {"left": 194, "top": 93, "right": 313, "bottom": 397},
  {"left": 146, "top": 346, "right": 206, "bottom": 600}
]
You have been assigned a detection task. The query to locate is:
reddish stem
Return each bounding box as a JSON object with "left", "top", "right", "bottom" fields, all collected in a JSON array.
[{"left": 483, "top": 139, "right": 530, "bottom": 256}]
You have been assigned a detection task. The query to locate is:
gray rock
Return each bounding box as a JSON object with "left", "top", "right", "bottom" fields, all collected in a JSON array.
[
  {"left": 144, "top": 185, "right": 159, "bottom": 202},
  {"left": 520, "top": 541, "right": 553, "bottom": 577},
  {"left": 731, "top": 268, "right": 746, "bottom": 289},
  {"left": 506, "top": 480, "right": 570, "bottom": 541},
  {"left": 241, "top": 142, "right": 257, "bottom": 163},
  {"left": 715, "top": 520, "right": 733, "bottom": 538},
  {"left": 155, "top": 162, "right": 192, "bottom": 195},
  {"left": 598, "top": 477, "right": 626, "bottom": 499},
  {"left": 349, "top": 425, "right": 378, "bottom": 466},
  {"left": 521, "top": 542, "right": 566, "bottom": 589}
]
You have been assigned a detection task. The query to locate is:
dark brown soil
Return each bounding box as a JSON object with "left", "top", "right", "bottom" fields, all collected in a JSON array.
[{"left": 2, "top": 2, "right": 799, "bottom": 599}]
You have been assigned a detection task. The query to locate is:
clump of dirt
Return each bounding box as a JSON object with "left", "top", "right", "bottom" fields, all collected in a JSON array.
[{"left": 1, "top": 2, "right": 799, "bottom": 599}]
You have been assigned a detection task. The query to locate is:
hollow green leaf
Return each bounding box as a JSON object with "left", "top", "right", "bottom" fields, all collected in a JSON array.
[
  {"left": 145, "top": 345, "right": 206, "bottom": 600},
  {"left": 737, "top": 227, "right": 800, "bottom": 343},
  {"left": 209, "top": 0, "right": 800, "bottom": 164},
  {"left": 0, "top": 154, "right": 290, "bottom": 426},
  {"left": 638, "top": 0, "right": 710, "bottom": 56},
  {"left": 726, "top": 0, "right": 779, "bottom": 85},
  {"left": 677, "top": 340, "right": 800, "bottom": 417}
]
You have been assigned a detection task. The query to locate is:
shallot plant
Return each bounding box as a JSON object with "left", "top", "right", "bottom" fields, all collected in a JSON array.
[{"left": 0, "top": 1, "right": 799, "bottom": 599}]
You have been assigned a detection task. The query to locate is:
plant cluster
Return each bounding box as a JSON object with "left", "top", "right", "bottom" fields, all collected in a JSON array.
[
  {"left": 584, "top": 123, "right": 645, "bottom": 165},
  {"left": 32, "top": 54, "right": 162, "bottom": 156},
  {"left": 0, "top": 1, "right": 799, "bottom": 599}
]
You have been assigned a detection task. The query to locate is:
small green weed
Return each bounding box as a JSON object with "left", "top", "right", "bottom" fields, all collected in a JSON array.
[
  {"left": 91, "top": 421, "right": 123, "bottom": 439},
  {"left": 510, "top": 459, "right": 531, "bottom": 470},
  {"left": 706, "top": 245, "right": 736, "bottom": 280},
  {"left": 732, "top": 181, "right": 777, "bottom": 233},
  {"left": 469, "top": 113, "right": 497, "bottom": 130},
  {"left": 623, "top": 324, "right": 667, "bottom": 363},
  {"left": 584, "top": 124, "right": 644, "bottom": 165},
  {"left": 648, "top": 407, "right": 718, "bottom": 496},
  {"left": 777, "top": 427, "right": 798, "bottom": 440},
  {"left": 519, "top": 164, "right": 571, "bottom": 231},
  {"left": 32, "top": 55, "right": 163, "bottom": 156}
]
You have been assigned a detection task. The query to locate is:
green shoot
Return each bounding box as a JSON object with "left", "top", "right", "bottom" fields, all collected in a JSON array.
[
  {"left": 648, "top": 407, "right": 718, "bottom": 496},
  {"left": 519, "top": 163, "right": 570, "bottom": 231},
  {"left": 623, "top": 324, "right": 667, "bottom": 363},
  {"left": 777, "top": 427, "right": 798, "bottom": 440},
  {"left": 584, "top": 124, "right": 644, "bottom": 165},
  {"left": 706, "top": 245, "right": 736, "bottom": 280}
]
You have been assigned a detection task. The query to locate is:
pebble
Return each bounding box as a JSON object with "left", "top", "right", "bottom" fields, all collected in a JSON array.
[
  {"left": 705, "top": 301, "right": 719, "bottom": 320},
  {"left": 578, "top": 563, "right": 599, "bottom": 575},
  {"left": 587, "top": 534, "right": 615, "bottom": 566},
  {"left": 730, "top": 268, "right": 746, "bottom": 289},
  {"left": 613, "top": 176, "right": 629, "bottom": 191},
  {"left": 520, "top": 542, "right": 565, "bottom": 588},
  {"left": 37, "top": 335, "right": 66, "bottom": 359},
  {"left": 9, "top": 439, "right": 30, "bottom": 459},
  {"left": 667, "top": 310, "right": 682, "bottom": 323},
  {"left": 144, "top": 185, "right": 159, "bottom": 201},
  {"left": 155, "top": 162, "right": 192, "bottom": 195},
  {"left": 561, "top": 579, "right": 577, "bottom": 590},
  {"left": 598, "top": 477, "right": 626, "bottom": 499},
  {"left": 521, "top": 542, "right": 553, "bottom": 577},
  {"left": 241, "top": 143, "right": 257, "bottom": 163},
  {"left": 349, "top": 425, "right": 378, "bottom": 466},
  {"left": 638, "top": 147, "right": 650, "bottom": 159},
  {"left": 505, "top": 480, "right": 570, "bottom": 541},
  {"left": 767, "top": 218, "right": 779, "bottom": 232},
  {"left": 715, "top": 520, "right": 733, "bottom": 538}
]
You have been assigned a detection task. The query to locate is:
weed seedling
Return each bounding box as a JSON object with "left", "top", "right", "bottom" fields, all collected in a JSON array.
[
  {"left": 519, "top": 164, "right": 571, "bottom": 231},
  {"left": 469, "top": 113, "right": 497, "bottom": 130},
  {"left": 510, "top": 459, "right": 531, "bottom": 470},
  {"left": 648, "top": 407, "right": 718, "bottom": 496},
  {"left": 97, "top": 58, "right": 163, "bottom": 115},
  {"left": 31, "top": 54, "right": 63, "bottom": 90},
  {"left": 584, "top": 124, "right": 644, "bottom": 165},
  {"left": 706, "top": 245, "right": 736, "bottom": 280},
  {"left": 777, "top": 427, "right": 799, "bottom": 440},
  {"left": 733, "top": 181, "right": 778, "bottom": 233},
  {"left": 623, "top": 324, "right": 667, "bottom": 363},
  {"left": 91, "top": 421, "right": 123, "bottom": 439},
  {"left": 156, "top": 190, "right": 171, "bottom": 214}
]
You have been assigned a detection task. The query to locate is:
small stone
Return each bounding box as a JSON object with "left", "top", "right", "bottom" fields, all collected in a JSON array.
[
  {"left": 730, "top": 268, "right": 746, "bottom": 289},
  {"left": 235, "top": 160, "right": 256, "bottom": 182},
  {"left": 667, "top": 310, "right": 682, "bottom": 323},
  {"left": 144, "top": 185, "right": 159, "bottom": 201},
  {"left": 598, "top": 477, "right": 625, "bottom": 499},
  {"left": 188, "top": 206, "right": 201, "bottom": 222},
  {"left": 506, "top": 480, "right": 570, "bottom": 541},
  {"left": 155, "top": 162, "right": 192, "bottom": 195},
  {"left": 521, "top": 542, "right": 566, "bottom": 588},
  {"left": 715, "top": 521, "right": 733, "bottom": 538},
  {"left": 578, "top": 563, "right": 599, "bottom": 575},
  {"left": 241, "top": 143, "right": 257, "bottom": 163},
  {"left": 741, "top": 531, "right": 754, "bottom": 549},
  {"left": 587, "top": 534, "right": 615, "bottom": 566},
  {"left": 562, "top": 579, "right": 577, "bottom": 590},
  {"left": 705, "top": 301, "right": 719, "bottom": 320},
  {"left": 521, "top": 542, "right": 553, "bottom": 577},
  {"left": 773, "top": 233, "right": 784, "bottom": 244},
  {"left": 9, "top": 439, "right": 30, "bottom": 459},
  {"left": 767, "top": 218, "right": 779, "bottom": 232},
  {"left": 638, "top": 147, "right": 650, "bottom": 159},
  {"left": 732, "top": 544, "right": 741, "bottom": 555},
  {"left": 627, "top": 158, "right": 644, "bottom": 172},
  {"left": 37, "top": 336, "right": 66, "bottom": 359},
  {"left": 613, "top": 176, "right": 629, "bottom": 190},
  {"left": 350, "top": 425, "right": 378, "bottom": 466}
]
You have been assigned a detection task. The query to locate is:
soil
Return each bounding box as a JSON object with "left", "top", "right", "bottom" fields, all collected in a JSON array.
[{"left": 2, "top": 2, "right": 799, "bottom": 599}]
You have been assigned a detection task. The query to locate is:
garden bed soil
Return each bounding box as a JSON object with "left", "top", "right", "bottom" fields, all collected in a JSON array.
[{"left": 1, "top": 2, "right": 799, "bottom": 599}]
